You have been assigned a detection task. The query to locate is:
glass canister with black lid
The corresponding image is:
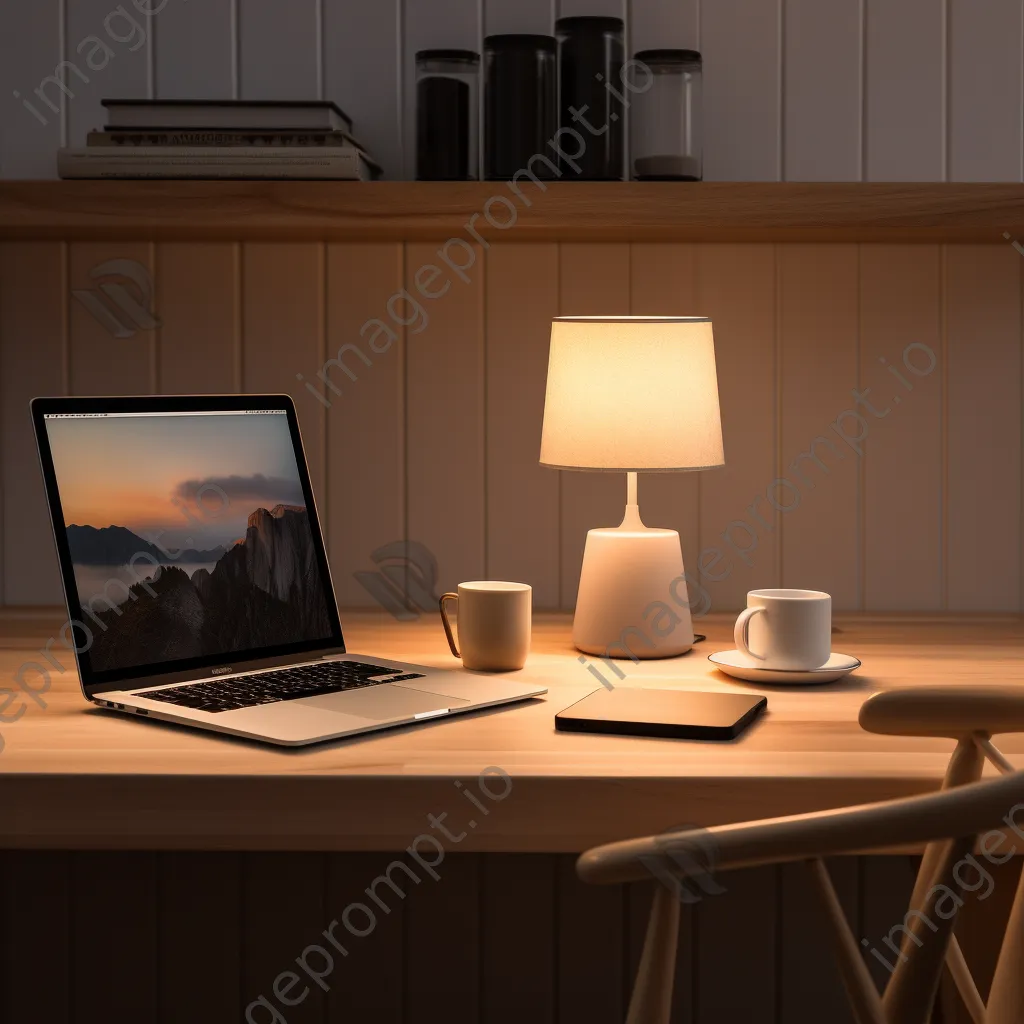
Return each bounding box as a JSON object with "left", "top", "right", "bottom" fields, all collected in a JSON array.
[
  {"left": 484, "top": 34, "right": 557, "bottom": 180},
  {"left": 630, "top": 49, "right": 703, "bottom": 181},
  {"left": 555, "top": 16, "right": 625, "bottom": 180},
  {"left": 416, "top": 49, "right": 480, "bottom": 180}
]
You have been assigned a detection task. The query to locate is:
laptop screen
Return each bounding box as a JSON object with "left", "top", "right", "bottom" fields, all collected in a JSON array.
[{"left": 37, "top": 401, "right": 341, "bottom": 689}]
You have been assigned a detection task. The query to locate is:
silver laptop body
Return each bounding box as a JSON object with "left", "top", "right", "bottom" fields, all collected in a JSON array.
[{"left": 32, "top": 395, "right": 545, "bottom": 746}]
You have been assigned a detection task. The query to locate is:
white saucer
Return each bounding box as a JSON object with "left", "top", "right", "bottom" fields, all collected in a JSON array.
[{"left": 708, "top": 650, "right": 861, "bottom": 685}]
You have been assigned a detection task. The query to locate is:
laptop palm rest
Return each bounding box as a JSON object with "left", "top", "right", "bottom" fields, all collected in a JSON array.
[{"left": 299, "top": 684, "right": 470, "bottom": 721}]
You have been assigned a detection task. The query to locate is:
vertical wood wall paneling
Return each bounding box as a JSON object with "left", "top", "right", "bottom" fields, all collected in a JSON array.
[
  {"left": 156, "top": 244, "right": 240, "bottom": 394},
  {"left": 324, "top": 0, "right": 403, "bottom": 180},
  {"left": 72, "top": 851, "right": 159, "bottom": 1020},
  {"left": 403, "top": 0, "right": 482, "bottom": 180},
  {"left": 485, "top": 245, "right": 560, "bottom": 606},
  {"left": 238, "top": 0, "right": 321, "bottom": 100},
  {"left": 0, "top": 851, "right": 72, "bottom": 1024},
  {"left": 326, "top": 851, "right": 406, "bottom": 1023},
  {"left": 0, "top": 0, "right": 62, "bottom": 177},
  {"left": 405, "top": 853, "right": 482, "bottom": 1024},
  {"left": 556, "top": 853, "right": 626, "bottom": 1024},
  {"left": 557, "top": 244, "right": 630, "bottom": 611},
  {"left": 241, "top": 243, "right": 327, "bottom": 515},
  {"left": 629, "top": 245, "right": 700, "bottom": 581},
  {"left": 69, "top": 242, "right": 156, "bottom": 394},
  {"left": 0, "top": 243, "right": 66, "bottom": 605},
  {"left": 778, "top": 245, "right": 860, "bottom": 609},
  {"left": 629, "top": 0, "right": 698, "bottom": 51},
  {"left": 64, "top": 0, "right": 152, "bottom": 147},
  {"left": 945, "top": 245, "right": 1022, "bottom": 611},
  {"left": 864, "top": 0, "right": 945, "bottom": 181},
  {"left": 404, "top": 242, "right": 485, "bottom": 594},
  {"left": 325, "top": 244, "right": 406, "bottom": 609},
  {"left": 158, "top": 852, "right": 243, "bottom": 1024},
  {"left": 242, "top": 852, "right": 328, "bottom": 1024},
  {"left": 859, "top": 855, "right": 917, "bottom": 992},
  {"left": 626, "top": 879, "right": 695, "bottom": 1023},
  {"left": 694, "top": 866, "right": 779, "bottom": 1022},
  {"left": 484, "top": 0, "right": 555, "bottom": 36},
  {"left": 948, "top": 0, "right": 1023, "bottom": 182},
  {"left": 481, "top": 853, "right": 556, "bottom": 1023},
  {"left": 701, "top": 0, "right": 781, "bottom": 181},
  {"left": 783, "top": 0, "right": 861, "bottom": 181},
  {"left": 859, "top": 246, "right": 943, "bottom": 610},
  {"left": 696, "top": 245, "right": 779, "bottom": 613},
  {"left": 153, "top": 0, "right": 235, "bottom": 99},
  {"left": 779, "top": 858, "right": 859, "bottom": 1023}
]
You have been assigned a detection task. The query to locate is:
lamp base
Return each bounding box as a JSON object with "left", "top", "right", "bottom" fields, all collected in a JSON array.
[{"left": 572, "top": 523, "right": 695, "bottom": 659}]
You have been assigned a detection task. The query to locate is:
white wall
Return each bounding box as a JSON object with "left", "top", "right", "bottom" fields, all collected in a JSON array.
[{"left": 2, "top": 0, "right": 1022, "bottom": 181}]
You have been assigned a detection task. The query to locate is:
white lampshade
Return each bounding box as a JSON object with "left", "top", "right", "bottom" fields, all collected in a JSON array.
[{"left": 539, "top": 316, "right": 725, "bottom": 472}]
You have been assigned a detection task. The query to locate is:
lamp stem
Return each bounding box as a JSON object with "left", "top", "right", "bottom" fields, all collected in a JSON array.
[{"left": 620, "top": 471, "right": 644, "bottom": 529}]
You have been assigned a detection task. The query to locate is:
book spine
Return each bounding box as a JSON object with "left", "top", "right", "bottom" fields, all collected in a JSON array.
[
  {"left": 89, "top": 130, "right": 359, "bottom": 148},
  {"left": 58, "top": 147, "right": 367, "bottom": 180}
]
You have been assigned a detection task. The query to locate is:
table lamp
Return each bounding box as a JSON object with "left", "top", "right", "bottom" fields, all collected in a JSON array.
[{"left": 540, "top": 316, "right": 724, "bottom": 658}]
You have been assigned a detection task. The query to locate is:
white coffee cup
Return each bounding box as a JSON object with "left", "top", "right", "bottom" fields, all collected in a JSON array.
[
  {"left": 439, "top": 581, "right": 532, "bottom": 672},
  {"left": 734, "top": 589, "right": 831, "bottom": 670}
]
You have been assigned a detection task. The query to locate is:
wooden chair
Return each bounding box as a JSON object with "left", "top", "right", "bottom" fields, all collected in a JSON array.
[{"left": 576, "top": 687, "right": 1024, "bottom": 1024}]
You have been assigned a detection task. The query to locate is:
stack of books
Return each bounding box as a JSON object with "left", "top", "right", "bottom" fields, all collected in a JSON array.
[{"left": 57, "top": 100, "right": 382, "bottom": 180}]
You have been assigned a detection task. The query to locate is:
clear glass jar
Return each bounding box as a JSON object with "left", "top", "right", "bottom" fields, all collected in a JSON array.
[
  {"left": 416, "top": 49, "right": 480, "bottom": 180},
  {"left": 555, "top": 16, "right": 625, "bottom": 180},
  {"left": 630, "top": 49, "right": 703, "bottom": 181}
]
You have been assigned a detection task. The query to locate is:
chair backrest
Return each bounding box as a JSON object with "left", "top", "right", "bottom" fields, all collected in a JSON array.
[
  {"left": 858, "top": 687, "right": 1024, "bottom": 1024},
  {"left": 578, "top": 687, "right": 1024, "bottom": 1024}
]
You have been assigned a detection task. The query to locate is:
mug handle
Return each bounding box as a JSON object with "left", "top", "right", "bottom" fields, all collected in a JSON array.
[
  {"left": 734, "top": 606, "right": 767, "bottom": 661},
  {"left": 439, "top": 593, "right": 460, "bottom": 658}
]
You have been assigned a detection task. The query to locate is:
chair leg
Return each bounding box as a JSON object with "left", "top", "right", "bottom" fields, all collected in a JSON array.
[
  {"left": 986, "top": 858, "right": 1024, "bottom": 1024},
  {"left": 626, "top": 883, "right": 681, "bottom": 1024}
]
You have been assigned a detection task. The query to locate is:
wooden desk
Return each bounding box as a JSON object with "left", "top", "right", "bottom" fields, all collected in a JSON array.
[{"left": 2, "top": 612, "right": 1022, "bottom": 852}]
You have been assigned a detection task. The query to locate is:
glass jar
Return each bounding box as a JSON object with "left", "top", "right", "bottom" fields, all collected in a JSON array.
[
  {"left": 484, "top": 35, "right": 557, "bottom": 180},
  {"left": 416, "top": 49, "right": 480, "bottom": 180},
  {"left": 630, "top": 49, "right": 703, "bottom": 181},
  {"left": 555, "top": 16, "right": 624, "bottom": 180}
]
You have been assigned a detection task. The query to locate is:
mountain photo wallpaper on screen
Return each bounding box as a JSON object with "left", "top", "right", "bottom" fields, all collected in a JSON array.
[{"left": 44, "top": 412, "right": 333, "bottom": 673}]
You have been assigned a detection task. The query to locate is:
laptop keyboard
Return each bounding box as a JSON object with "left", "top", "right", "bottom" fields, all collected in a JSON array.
[{"left": 135, "top": 661, "right": 426, "bottom": 714}]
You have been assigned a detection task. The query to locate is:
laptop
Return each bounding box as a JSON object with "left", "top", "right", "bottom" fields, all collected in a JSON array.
[{"left": 31, "top": 395, "right": 546, "bottom": 746}]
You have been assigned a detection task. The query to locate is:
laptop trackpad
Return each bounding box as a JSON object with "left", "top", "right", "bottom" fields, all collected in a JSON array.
[{"left": 299, "top": 684, "right": 470, "bottom": 721}]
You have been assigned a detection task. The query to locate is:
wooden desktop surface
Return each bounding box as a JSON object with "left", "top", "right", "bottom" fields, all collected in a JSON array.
[{"left": 0, "top": 611, "right": 1021, "bottom": 852}]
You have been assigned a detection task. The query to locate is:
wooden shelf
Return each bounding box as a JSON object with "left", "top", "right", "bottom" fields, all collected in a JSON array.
[{"left": 2, "top": 181, "right": 1024, "bottom": 243}]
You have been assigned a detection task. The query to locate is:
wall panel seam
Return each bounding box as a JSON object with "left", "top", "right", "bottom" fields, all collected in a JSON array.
[
  {"left": 150, "top": 240, "right": 159, "bottom": 394},
  {"left": 60, "top": 0, "right": 69, "bottom": 148},
  {"left": 941, "top": 0, "right": 949, "bottom": 182},
  {"left": 858, "top": 0, "right": 866, "bottom": 181},
  {"left": 231, "top": 0, "right": 239, "bottom": 100},
  {"left": 940, "top": 244, "right": 949, "bottom": 609},
  {"left": 774, "top": 243, "right": 783, "bottom": 586},
  {"left": 777, "top": 0, "right": 785, "bottom": 182},
  {"left": 856, "top": 244, "right": 865, "bottom": 610}
]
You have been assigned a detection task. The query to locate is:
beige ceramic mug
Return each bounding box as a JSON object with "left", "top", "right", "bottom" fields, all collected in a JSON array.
[{"left": 439, "top": 581, "right": 532, "bottom": 671}]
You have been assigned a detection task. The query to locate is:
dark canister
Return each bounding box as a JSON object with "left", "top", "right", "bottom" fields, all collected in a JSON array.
[
  {"left": 555, "top": 16, "right": 624, "bottom": 180},
  {"left": 484, "top": 34, "right": 557, "bottom": 180},
  {"left": 416, "top": 49, "right": 480, "bottom": 180}
]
